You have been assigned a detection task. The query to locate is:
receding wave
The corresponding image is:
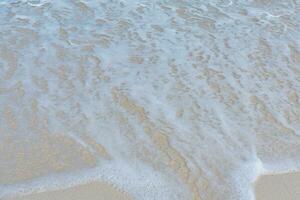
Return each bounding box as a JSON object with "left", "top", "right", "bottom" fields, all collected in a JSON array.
[{"left": 0, "top": 0, "right": 300, "bottom": 200}]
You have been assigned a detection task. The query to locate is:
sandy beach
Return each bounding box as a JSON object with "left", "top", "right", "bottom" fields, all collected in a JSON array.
[
  {"left": 5, "top": 182, "right": 132, "bottom": 200},
  {"left": 255, "top": 172, "right": 300, "bottom": 200}
]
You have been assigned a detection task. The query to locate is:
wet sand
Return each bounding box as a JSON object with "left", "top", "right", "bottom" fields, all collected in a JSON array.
[
  {"left": 5, "top": 182, "right": 133, "bottom": 200},
  {"left": 255, "top": 172, "right": 300, "bottom": 200}
]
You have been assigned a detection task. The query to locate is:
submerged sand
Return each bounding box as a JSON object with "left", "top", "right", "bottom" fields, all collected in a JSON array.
[
  {"left": 255, "top": 172, "right": 300, "bottom": 200},
  {"left": 5, "top": 182, "right": 133, "bottom": 200}
]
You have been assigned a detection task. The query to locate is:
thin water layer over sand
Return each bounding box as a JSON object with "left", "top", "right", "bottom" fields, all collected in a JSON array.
[
  {"left": 0, "top": 0, "right": 300, "bottom": 200},
  {"left": 4, "top": 181, "right": 132, "bottom": 200}
]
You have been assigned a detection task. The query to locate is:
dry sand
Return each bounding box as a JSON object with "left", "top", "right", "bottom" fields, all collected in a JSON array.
[
  {"left": 255, "top": 172, "right": 300, "bottom": 200},
  {"left": 5, "top": 182, "right": 133, "bottom": 200}
]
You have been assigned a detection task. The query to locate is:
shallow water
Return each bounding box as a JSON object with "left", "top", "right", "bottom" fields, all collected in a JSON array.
[{"left": 0, "top": 0, "right": 300, "bottom": 199}]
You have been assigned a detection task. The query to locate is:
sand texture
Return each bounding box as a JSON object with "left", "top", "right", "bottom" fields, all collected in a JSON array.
[{"left": 255, "top": 172, "right": 300, "bottom": 200}]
